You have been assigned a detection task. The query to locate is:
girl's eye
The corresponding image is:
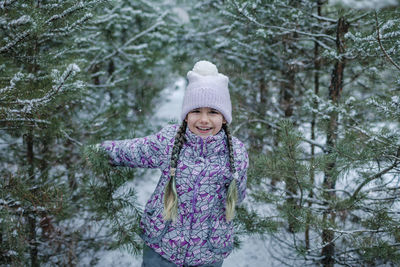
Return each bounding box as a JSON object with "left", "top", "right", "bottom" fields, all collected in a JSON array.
[
  {"left": 210, "top": 110, "right": 219, "bottom": 114},
  {"left": 190, "top": 110, "right": 200, "bottom": 113}
]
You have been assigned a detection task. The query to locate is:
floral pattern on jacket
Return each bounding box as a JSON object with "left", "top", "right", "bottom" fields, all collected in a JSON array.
[{"left": 100, "top": 124, "right": 248, "bottom": 266}]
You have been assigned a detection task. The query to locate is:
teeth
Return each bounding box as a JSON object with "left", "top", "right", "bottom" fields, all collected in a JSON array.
[{"left": 198, "top": 127, "right": 211, "bottom": 131}]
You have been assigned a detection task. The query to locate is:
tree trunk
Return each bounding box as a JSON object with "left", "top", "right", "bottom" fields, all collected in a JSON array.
[
  {"left": 251, "top": 76, "right": 268, "bottom": 153},
  {"left": 306, "top": 0, "right": 322, "bottom": 250},
  {"left": 321, "top": 16, "right": 349, "bottom": 267},
  {"left": 280, "top": 30, "right": 298, "bottom": 232},
  {"left": 280, "top": 66, "right": 295, "bottom": 118},
  {"left": 259, "top": 76, "right": 268, "bottom": 115},
  {"left": 26, "top": 130, "right": 39, "bottom": 267}
]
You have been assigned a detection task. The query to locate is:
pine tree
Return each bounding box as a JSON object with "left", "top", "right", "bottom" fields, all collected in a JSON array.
[
  {"left": 78, "top": 0, "right": 177, "bottom": 137},
  {"left": 245, "top": 3, "right": 400, "bottom": 266},
  {"left": 77, "top": 0, "right": 182, "bottom": 259},
  {"left": 0, "top": 1, "right": 104, "bottom": 265}
]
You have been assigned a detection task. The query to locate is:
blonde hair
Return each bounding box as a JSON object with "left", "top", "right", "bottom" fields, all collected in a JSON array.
[{"left": 163, "top": 122, "right": 238, "bottom": 222}]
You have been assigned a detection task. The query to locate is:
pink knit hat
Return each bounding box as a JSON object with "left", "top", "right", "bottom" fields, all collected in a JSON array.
[{"left": 181, "top": 61, "right": 232, "bottom": 124}]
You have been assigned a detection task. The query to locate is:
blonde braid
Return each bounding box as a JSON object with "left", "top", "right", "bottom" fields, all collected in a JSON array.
[
  {"left": 163, "top": 121, "right": 187, "bottom": 221},
  {"left": 223, "top": 124, "right": 238, "bottom": 222}
]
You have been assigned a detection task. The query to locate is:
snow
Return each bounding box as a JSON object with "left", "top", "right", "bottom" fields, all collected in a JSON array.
[
  {"left": 0, "top": 30, "right": 30, "bottom": 53},
  {"left": 152, "top": 77, "right": 186, "bottom": 124},
  {"left": 46, "top": 2, "right": 85, "bottom": 24},
  {"left": 92, "top": 77, "right": 279, "bottom": 267},
  {"left": 8, "top": 15, "right": 31, "bottom": 26},
  {"left": 0, "top": 72, "right": 24, "bottom": 95},
  {"left": 171, "top": 7, "right": 190, "bottom": 24},
  {"left": 68, "top": 63, "right": 81, "bottom": 74},
  {"left": 391, "top": 95, "right": 399, "bottom": 107}
]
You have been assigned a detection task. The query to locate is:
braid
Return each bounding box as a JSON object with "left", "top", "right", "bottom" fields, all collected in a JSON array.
[
  {"left": 223, "top": 124, "right": 238, "bottom": 222},
  {"left": 223, "top": 124, "right": 236, "bottom": 174},
  {"left": 163, "top": 121, "right": 187, "bottom": 221}
]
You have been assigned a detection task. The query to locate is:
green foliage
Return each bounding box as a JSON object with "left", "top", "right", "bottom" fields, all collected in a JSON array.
[
  {"left": 179, "top": 0, "right": 400, "bottom": 265},
  {"left": 235, "top": 206, "right": 279, "bottom": 235},
  {"left": 82, "top": 145, "right": 143, "bottom": 254},
  {"left": 1, "top": 0, "right": 400, "bottom": 265},
  {"left": 0, "top": 164, "right": 77, "bottom": 265},
  {"left": 250, "top": 120, "right": 311, "bottom": 233},
  {"left": 1, "top": 0, "right": 175, "bottom": 265}
]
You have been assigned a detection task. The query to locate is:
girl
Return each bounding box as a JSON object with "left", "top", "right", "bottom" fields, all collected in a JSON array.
[{"left": 98, "top": 61, "right": 248, "bottom": 267}]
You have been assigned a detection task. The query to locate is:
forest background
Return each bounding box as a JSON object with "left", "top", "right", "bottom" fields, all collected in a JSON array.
[{"left": 1, "top": 0, "right": 400, "bottom": 266}]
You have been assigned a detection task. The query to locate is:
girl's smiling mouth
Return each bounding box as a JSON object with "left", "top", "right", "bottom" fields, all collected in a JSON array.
[{"left": 196, "top": 126, "right": 212, "bottom": 132}]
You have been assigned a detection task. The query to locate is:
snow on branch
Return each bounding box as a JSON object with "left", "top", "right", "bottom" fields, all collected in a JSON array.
[
  {"left": 188, "top": 25, "right": 232, "bottom": 38},
  {"left": 231, "top": 0, "right": 335, "bottom": 41},
  {"left": 123, "top": 11, "right": 168, "bottom": 47},
  {"left": 0, "top": 118, "right": 51, "bottom": 125},
  {"left": 311, "top": 14, "right": 337, "bottom": 23},
  {"left": 0, "top": 30, "right": 30, "bottom": 54},
  {"left": 350, "top": 156, "right": 400, "bottom": 201},
  {"left": 45, "top": 2, "right": 85, "bottom": 24},
  {"left": 330, "top": 0, "right": 398, "bottom": 10},
  {"left": 0, "top": 0, "right": 17, "bottom": 10},
  {"left": 375, "top": 11, "right": 400, "bottom": 72},
  {"left": 233, "top": 119, "right": 327, "bottom": 152},
  {"left": 42, "top": 12, "right": 92, "bottom": 38},
  {"left": 61, "top": 129, "right": 83, "bottom": 147},
  {"left": 90, "top": 11, "right": 169, "bottom": 67},
  {"left": 11, "top": 64, "right": 81, "bottom": 113},
  {"left": 8, "top": 15, "right": 32, "bottom": 27},
  {"left": 0, "top": 72, "right": 25, "bottom": 98}
]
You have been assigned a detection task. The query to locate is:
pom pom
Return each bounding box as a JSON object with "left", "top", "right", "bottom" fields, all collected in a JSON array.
[{"left": 192, "top": 60, "right": 218, "bottom": 76}]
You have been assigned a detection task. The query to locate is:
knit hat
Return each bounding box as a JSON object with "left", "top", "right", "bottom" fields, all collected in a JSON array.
[{"left": 181, "top": 61, "right": 232, "bottom": 124}]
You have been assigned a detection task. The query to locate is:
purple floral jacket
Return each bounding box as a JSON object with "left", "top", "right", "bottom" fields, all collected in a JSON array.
[{"left": 100, "top": 124, "right": 248, "bottom": 266}]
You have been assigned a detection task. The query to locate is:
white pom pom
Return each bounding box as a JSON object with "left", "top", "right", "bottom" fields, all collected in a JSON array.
[{"left": 192, "top": 60, "right": 218, "bottom": 76}]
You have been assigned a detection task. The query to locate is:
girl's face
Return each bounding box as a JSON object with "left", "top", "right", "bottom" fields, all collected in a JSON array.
[{"left": 185, "top": 107, "right": 226, "bottom": 138}]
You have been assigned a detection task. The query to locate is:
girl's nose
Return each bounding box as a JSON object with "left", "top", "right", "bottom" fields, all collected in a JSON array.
[{"left": 199, "top": 111, "right": 209, "bottom": 123}]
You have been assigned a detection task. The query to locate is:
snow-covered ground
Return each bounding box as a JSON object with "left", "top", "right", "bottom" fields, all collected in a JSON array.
[{"left": 92, "top": 79, "right": 279, "bottom": 267}]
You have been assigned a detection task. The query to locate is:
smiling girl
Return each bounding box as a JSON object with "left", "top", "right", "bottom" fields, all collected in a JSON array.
[{"left": 98, "top": 61, "right": 249, "bottom": 267}]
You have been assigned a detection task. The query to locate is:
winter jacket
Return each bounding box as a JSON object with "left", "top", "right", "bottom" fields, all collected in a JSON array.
[{"left": 100, "top": 124, "right": 249, "bottom": 266}]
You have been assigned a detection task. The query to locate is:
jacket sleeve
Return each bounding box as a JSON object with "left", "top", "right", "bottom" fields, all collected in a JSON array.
[
  {"left": 99, "top": 125, "right": 177, "bottom": 169},
  {"left": 233, "top": 138, "right": 249, "bottom": 204}
]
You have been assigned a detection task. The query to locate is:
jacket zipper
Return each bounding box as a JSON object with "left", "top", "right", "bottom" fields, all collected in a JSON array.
[{"left": 183, "top": 138, "right": 206, "bottom": 264}]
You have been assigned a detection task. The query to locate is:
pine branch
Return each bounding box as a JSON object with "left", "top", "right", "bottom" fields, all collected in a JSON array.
[
  {"left": 232, "top": 119, "right": 327, "bottom": 152},
  {"left": 348, "top": 12, "right": 370, "bottom": 23},
  {"left": 0, "top": 0, "right": 17, "bottom": 9},
  {"left": 231, "top": 0, "right": 336, "bottom": 41},
  {"left": 8, "top": 64, "right": 80, "bottom": 113},
  {"left": 0, "top": 118, "right": 51, "bottom": 125},
  {"left": 45, "top": 2, "right": 85, "bottom": 24},
  {"left": 123, "top": 11, "right": 168, "bottom": 47},
  {"left": 41, "top": 13, "right": 93, "bottom": 39},
  {"left": 88, "top": 11, "right": 169, "bottom": 69},
  {"left": 232, "top": 119, "right": 279, "bottom": 135},
  {"left": 311, "top": 14, "right": 337, "bottom": 23},
  {"left": 350, "top": 158, "right": 400, "bottom": 201},
  {"left": 0, "top": 72, "right": 25, "bottom": 98},
  {"left": 0, "top": 30, "right": 31, "bottom": 54},
  {"left": 327, "top": 228, "right": 388, "bottom": 234},
  {"left": 187, "top": 25, "right": 232, "bottom": 38},
  {"left": 375, "top": 11, "right": 400, "bottom": 72},
  {"left": 61, "top": 129, "right": 82, "bottom": 147}
]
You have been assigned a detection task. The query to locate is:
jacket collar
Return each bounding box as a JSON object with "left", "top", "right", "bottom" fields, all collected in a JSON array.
[{"left": 184, "top": 126, "right": 227, "bottom": 157}]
